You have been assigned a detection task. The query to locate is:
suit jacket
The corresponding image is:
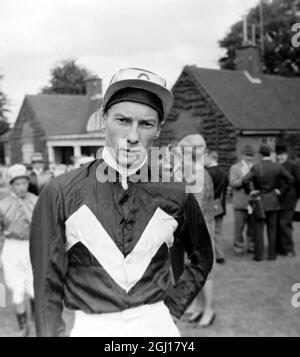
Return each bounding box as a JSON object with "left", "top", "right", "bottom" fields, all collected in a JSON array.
[
  {"left": 279, "top": 160, "right": 300, "bottom": 210},
  {"left": 243, "top": 160, "right": 294, "bottom": 212},
  {"left": 206, "top": 165, "right": 228, "bottom": 216},
  {"left": 229, "top": 161, "right": 251, "bottom": 210}
]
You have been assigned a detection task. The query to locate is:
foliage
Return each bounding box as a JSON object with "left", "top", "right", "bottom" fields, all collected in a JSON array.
[
  {"left": 0, "top": 74, "right": 10, "bottom": 135},
  {"left": 41, "top": 59, "right": 91, "bottom": 94},
  {"left": 219, "top": 0, "right": 300, "bottom": 77}
]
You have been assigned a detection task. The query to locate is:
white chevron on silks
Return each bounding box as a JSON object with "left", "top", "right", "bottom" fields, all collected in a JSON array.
[{"left": 65, "top": 205, "right": 178, "bottom": 293}]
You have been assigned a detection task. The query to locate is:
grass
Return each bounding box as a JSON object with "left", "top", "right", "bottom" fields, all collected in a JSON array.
[{"left": 0, "top": 204, "right": 299, "bottom": 337}]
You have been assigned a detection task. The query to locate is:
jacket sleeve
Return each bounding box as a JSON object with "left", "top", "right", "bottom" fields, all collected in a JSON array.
[
  {"left": 292, "top": 162, "right": 300, "bottom": 199},
  {"left": 0, "top": 207, "right": 4, "bottom": 236},
  {"left": 278, "top": 166, "right": 294, "bottom": 196},
  {"left": 29, "top": 182, "right": 68, "bottom": 337},
  {"left": 222, "top": 173, "right": 229, "bottom": 213},
  {"left": 164, "top": 193, "right": 214, "bottom": 318},
  {"left": 242, "top": 167, "right": 255, "bottom": 195},
  {"left": 0, "top": 207, "right": 4, "bottom": 254}
]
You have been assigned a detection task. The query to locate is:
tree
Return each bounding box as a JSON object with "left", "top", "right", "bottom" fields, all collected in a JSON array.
[
  {"left": 0, "top": 74, "right": 10, "bottom": 136},
  {"left": 41, "top": 59, "right": 91, "bottom": 95},
  {"left": 219, "top": 0, "right": 300, "bottom": 77}
]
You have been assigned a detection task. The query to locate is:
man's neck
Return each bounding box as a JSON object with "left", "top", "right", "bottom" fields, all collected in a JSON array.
[{"left": 102, "top": 146, "right": 148, "bottom": 189}]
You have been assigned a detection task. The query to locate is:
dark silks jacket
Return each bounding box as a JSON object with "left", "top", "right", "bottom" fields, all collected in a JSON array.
[{"left": 30, "top": 159, "right": 213, "bottom": 337}]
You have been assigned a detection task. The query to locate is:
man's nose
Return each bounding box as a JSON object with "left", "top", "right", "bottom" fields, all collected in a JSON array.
[{"left": 127, "top": 124, "right": 139, "bottom": 145}]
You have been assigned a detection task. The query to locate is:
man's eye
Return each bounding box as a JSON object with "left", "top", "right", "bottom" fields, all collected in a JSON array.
[
  {"left": 116, "top": 117, "right": 128, "bottom": 124},
  {"left": 141, "top": 121, "right": 154, "bottom": 128}
]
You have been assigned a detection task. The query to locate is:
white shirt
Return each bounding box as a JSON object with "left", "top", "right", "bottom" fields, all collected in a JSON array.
[{"left": 241, "top": 160, "right": 252, "bottom": 177}]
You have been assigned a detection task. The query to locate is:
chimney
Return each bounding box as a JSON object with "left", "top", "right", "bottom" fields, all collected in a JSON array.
[
  {"left": 235, "top": 45, "right": 262, "bottom": 79},
  {"left": 85, "top": 75, "right": 102, "bottom": 99}
]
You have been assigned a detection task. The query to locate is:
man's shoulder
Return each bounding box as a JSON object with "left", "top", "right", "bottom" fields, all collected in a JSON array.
[
  {"left": 0, "top": 187, "right": 10, "bottom": 200},
  {"left": 0, "top": 192, "right": 15, "bottom": 210},
  {"left": 206, "top": 165, "right": 216, "bottom": 176},
  {"left": 41, "top": 169, "right": 53, "bottom": 178},
  {"left": 261, "top": 160, "right": 282, "bottom": 172},
  {"left": 208, "top": 165, "right": 226, "bottom": 175},
  {"left": 48, "top": 160, "right": 98, "bottom": 193},
  {"left": 230, "top": 162, "right": 242, "bottom": 171},
  {"left": 26, "top": 192, "right": 38, "bottom": 203}
]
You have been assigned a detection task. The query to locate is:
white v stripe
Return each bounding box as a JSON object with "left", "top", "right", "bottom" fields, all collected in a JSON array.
[{"left": 65, "top": 205, "right": 178, "bottom": 293}]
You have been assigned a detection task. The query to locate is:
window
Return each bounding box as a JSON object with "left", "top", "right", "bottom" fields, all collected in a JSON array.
[
  {"left": 21, "top": 123, "right": 34, "bottom": 164},
  {"left": 86, "top": 111, "right": 102, "bottom": 132},
  {"left": 22, "top": 142, "right": 34, "bottom": 164}
]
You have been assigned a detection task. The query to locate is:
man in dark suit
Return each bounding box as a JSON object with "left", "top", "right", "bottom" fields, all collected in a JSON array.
[
  {"left": 243, "top": 144, "right": 294, "bottom": 261},
  {"left": 205, "top": 150, "right": 228, "bottom": 264},
  {"left": 275, "top": 144, "right": 300, "bottom": 257},
  {"left": 28, "top": 152, "right": 53, "bottom": 196}
]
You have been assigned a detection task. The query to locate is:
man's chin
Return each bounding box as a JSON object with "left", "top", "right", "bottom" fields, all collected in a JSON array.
[{"left": 17, "top": 194, "right": 26, "bottom": 199}]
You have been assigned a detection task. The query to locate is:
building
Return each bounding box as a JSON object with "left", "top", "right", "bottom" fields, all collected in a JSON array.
[
  {"left": 8, "top": 75, "right": 104, "bottom": 166},
  {"left": 159, "top": 46, "right": 300, "bottom": 172}
]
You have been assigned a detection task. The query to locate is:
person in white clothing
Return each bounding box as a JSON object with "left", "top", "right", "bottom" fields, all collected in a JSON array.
[{"left": 0, "top": 164, "right": 38, "bottom": 336}]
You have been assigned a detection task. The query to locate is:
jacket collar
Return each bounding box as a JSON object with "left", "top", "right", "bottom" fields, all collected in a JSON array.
[{"left": 96, "top": 147, "right": 150, "bottom": 189}]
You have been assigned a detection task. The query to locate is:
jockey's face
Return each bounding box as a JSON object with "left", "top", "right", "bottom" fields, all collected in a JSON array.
[
  {"left": 103, "top": 101, "right": 161, "bottom": 169},
  {"left": 11, "top": 177, "right": 29, "bottom": 199}
]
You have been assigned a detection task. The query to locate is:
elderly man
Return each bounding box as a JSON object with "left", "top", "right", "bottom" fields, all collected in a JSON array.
[
  {"left": 30, "top": 68, "right": 213, "bottom": 337},
  {"left": 0, "top": 164, "right": 37, "bottom": 336}
]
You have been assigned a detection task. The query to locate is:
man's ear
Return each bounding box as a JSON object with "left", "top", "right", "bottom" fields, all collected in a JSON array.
[
  {"left": 154, "top": 125, "right": 162, "bottom": 140},
  {"left": 100, "top": 110, "right": 106, "bottom": 130}
]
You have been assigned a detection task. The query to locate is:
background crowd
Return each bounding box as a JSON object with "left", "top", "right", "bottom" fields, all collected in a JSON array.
[{"left": 0, "top": 140, "right": 299, "bottom": 336}]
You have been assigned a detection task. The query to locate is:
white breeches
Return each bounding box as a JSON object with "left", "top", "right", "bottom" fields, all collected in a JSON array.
[
  {"left": 70, "top": 301, "right": 180, "bottom": 337},
  {"left": 1, "top": 239, "right": 34, "bottom": 304}
]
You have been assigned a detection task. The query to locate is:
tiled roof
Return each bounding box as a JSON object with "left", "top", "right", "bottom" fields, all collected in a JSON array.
[
  {"left": 26, "top": 94, "right": 101, "bottom": 136},
  {"left": 185, "top": 66, "right": 300, "bottom": 131}
]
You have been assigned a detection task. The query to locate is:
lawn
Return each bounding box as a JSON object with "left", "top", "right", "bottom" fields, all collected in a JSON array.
[{"left": 0, "top": 204, "right": 299, "bottom": 337}]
